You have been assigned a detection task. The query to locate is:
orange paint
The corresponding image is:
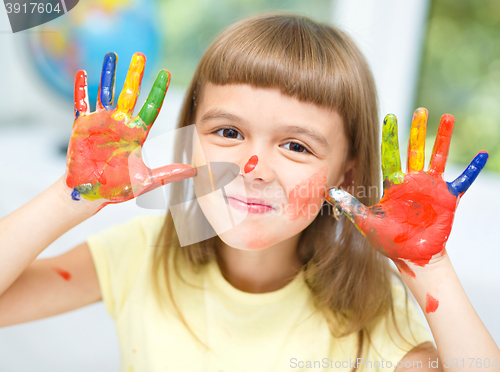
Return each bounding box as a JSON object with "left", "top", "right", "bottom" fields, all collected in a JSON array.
[
  {"left": 425, "top": 293, "right": 439, "bottom": 313},
  {"left": 244, "top": 155, "right": 258, "bottom": 173},
  {"left": 52, "top": 267, "right": 72, "bottom": 281},
  {"left": 285, "top": 166, "right": 328, "bottom": 221}
]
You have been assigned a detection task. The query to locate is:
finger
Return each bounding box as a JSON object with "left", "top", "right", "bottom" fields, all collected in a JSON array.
[
  {"left": 74, "top": 70, "right": 89, "bottom": 119},
  {"left": 97, "top": 52, "right": 117, "bottom": 111},
  {"left": 137, "top": 69, "right": 170, "bottom": 131},
  {"left": 381, "top": 114, "right": 404, "bottom": 185},
  {"left": 142, "top": 163, "right": 197, "bottom": 193},
  {"left": 428, "top": 114, "right": 454, "bottom": 177},
  {"left": 115, "top": 52, "right": 146, "bottom": 119},
  {"left": 325, "top": 188, "right": 367, "bottom": 225},
  {"left": 448, "top": 151, "right": 488, "bottom": 196},
  {"left": 407, "top": 107, "right": 428, "bottom": 173}
]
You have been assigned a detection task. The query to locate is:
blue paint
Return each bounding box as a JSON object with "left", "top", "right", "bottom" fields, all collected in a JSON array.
[
  {"left": 99, "top": 52, "right": 117, "bottom": 110},
  {"left": 71, "top": 188, "right": 81, "bottom": 201},
  {"left": 448, "top": 151, "right": 488, "bottom": 196}
]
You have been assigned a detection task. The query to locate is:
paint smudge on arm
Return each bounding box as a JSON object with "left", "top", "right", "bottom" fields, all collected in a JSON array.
[
  {"left": 52, "top": 267, "right": 72, "bottom": 281},
  {"left": 425, "top": 293, "right": 439, "bottom": 313},
  {"left": 394, "top": 259, "right": 416, "bottom": 278}
]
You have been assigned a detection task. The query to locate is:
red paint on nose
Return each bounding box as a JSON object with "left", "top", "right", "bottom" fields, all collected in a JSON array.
[{"left": 244, "top": 155, "right": 258, "bottom": 174}]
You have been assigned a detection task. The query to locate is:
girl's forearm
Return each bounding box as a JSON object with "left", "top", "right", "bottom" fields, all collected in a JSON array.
[
  {"left": 0, "top": 175, "right": 97, "bottom": 296},
  {"left": 402, "top": 255, "right": 500, "bottom": 371}
]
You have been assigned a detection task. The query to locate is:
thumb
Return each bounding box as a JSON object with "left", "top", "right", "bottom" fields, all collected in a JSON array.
[
  {"left": 148, "top": 163, "right": 197, "bottom": 186},
  {"left": 137, "top": 163, "right": 197, "bottom": 197},
  {"left": 325, "top": 188, "right": 368, "bottom": 226}
]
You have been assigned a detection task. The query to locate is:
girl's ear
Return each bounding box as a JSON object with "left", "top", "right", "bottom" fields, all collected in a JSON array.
[{"left": 339, "top": 159, "right": 356, "bottom": 190}]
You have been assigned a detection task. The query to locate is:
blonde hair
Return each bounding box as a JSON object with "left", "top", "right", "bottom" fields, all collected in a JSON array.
[{"left": 151, "top": 12, "right": 413, "bottom": 367}]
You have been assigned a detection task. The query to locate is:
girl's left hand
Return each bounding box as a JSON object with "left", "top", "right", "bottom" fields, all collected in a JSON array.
[{"left": 325, "top": 108, "right": 488, "bottom": 275}]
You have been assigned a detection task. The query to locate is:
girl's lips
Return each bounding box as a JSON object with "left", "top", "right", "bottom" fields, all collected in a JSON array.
[{"left": 226, "top": 196, "right": 274, "bottom": 214}]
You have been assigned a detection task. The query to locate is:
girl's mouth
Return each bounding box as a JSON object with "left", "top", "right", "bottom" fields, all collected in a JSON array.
[{"left": 225, "top": 196, "right": 274, "bottom": 214}]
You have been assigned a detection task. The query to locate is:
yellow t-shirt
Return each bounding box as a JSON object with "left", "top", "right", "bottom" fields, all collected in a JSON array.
[{"left": 87, "top": 215, "right": 434, "bottom": 372}]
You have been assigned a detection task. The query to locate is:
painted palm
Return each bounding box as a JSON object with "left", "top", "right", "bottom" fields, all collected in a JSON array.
[
  {"left": 325, "top": 108, "right": 488, "bottom": 273},
  {"left": 65, "top": 52, "right": 196, "bottom": 208}
]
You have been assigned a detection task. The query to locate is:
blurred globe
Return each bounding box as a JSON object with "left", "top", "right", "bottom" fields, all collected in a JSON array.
[{"left": 27, "top": 0, "right": 162, "bottom": 111}]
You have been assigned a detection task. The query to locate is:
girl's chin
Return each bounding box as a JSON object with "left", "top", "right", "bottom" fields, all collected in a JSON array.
[{"left": 217, "top": 229, "right": 280, "bottom": 251}]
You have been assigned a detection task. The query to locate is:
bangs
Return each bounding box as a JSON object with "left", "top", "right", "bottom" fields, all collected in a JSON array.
[{"left": 197, "top": 13, "right": 364, "bottom": 118}]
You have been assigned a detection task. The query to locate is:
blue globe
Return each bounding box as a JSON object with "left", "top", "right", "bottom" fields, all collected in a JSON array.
[{"left": 27, "top": 0, "right": 162, "bottom": 111}]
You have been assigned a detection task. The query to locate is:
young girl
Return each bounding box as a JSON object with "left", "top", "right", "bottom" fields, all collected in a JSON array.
[{"left": 0, "top": 12, "right": 498, "bottom": 372}]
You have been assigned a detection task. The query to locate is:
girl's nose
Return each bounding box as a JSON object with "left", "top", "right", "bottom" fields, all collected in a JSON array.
[
  {"left": 240, "top": 154, "right": 273, "bottom": 182},
  {"left": 243, "top": 155, "right": 258, "bottom": 174}
]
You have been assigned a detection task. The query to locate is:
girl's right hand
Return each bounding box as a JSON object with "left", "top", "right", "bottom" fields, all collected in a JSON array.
[{"left": 63, "top": 52, "right": 196, "bottom": 213}]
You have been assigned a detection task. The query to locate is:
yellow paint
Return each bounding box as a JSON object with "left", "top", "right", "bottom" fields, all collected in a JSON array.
[
  {"left": 114, "top": 53, "right": 146, "bottom": 119},
  {"left": 408, "top": 108, "right": 428, "bottom": 172}
]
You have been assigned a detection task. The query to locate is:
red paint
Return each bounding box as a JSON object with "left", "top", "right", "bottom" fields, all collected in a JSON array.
[
  {"left": 244, "top": 155, "right": 258, "bottom": 173},
  {"left": 285, "top": 166, "right": 328, "bottom": 221},
  {"left": 394, "top": 259, "right": 416, "bottom": 278},
  {"left": 354, "top": 172, "right": 456, "bottom": 267},
  {"left": 428, "top": 115, "right": 454, "bottom": 177},
  {"left": 74, "top": 70, "right": 88, "bottom": 115},
  {"left": 425, "top": 293, "right": 439, "bottom": 313},
  {"left": 52, "top": 267, "right": 72, "bottom": 281},
  {"left": 66, "top": 110, "right": 196, "bottom": 202}
]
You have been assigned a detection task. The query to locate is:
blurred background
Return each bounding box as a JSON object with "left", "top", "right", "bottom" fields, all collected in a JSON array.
[{"left": 0, "top": 0, "right": 499, "bottom": 370}]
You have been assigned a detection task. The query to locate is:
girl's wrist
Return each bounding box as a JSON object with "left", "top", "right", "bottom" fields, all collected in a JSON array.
[
  {"left": 54, "top": 174, "right": 103, "bottom": 217},
  {"left": 394, "top": 249, "right": 451, "bottom": 281}
]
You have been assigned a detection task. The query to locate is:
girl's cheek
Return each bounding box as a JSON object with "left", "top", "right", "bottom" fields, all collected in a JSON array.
[
  {"left": 284, "top": 166, "right": 328, "bottom": 221},
  {"left": 192, "top": 139, "right": 206, "bottom": 168}
]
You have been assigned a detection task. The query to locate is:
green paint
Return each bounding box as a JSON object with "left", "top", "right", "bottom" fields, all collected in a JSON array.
[
  {"left": 138, "top": 69, "right": 170, "bottom": 127},
  {"left": 381, "top": 114, "right": 404, "bottom": 185}
]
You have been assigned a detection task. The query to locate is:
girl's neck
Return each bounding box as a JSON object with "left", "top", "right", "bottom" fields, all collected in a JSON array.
[{"left": 215, "top": 234, "right": 303, "bottom": 294}]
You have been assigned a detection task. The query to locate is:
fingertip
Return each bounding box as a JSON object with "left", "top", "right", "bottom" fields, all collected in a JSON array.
[
  {"left": 383, "top": 114, "right": 397, "bottom": 124},
  {"left": 413, "top": 107, "right": 429, "bottom": 120},
  {"left": 75, "top": 69, "right": 86, "bottom": 81},
  {"left": 104, "top": 52, "right": 117, "bottom": 63},
  {"left": 158, "top": 70, "right": 171, "bottom": 87},
  {"left": 474, "top": 151, "right": 489, "bottom": 168},
  {"left": 133, "top": 52, "right": 147, "bottom": 64},
  {"left": 440, "top": 113, "right": 454, "bottom": 123},
  {"left": 326, "top": 188, "right": 343, "bottom": 199}
]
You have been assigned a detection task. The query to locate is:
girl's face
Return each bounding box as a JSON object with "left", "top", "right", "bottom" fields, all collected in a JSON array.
[{"left": 192, "top": 83, "right": 354, "bottom": 251}]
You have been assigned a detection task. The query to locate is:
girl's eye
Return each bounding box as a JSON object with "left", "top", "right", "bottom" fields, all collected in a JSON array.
[
  {"left": 214, "top": 127, "right": 243, "bottom": 140},
  {"left": 281, "top": 142, "right": 311, "bottom": 155},
  {"left": 213, "top": 128, "right": 311, "bottom": 155}
]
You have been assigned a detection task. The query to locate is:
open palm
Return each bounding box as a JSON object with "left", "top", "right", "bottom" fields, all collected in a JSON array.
[
  {"left": 66, "top": 52, "right": 195, "bottom": 208},
  {"left": 325, "top": 108, "right": 488, "bottom": 271}
]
